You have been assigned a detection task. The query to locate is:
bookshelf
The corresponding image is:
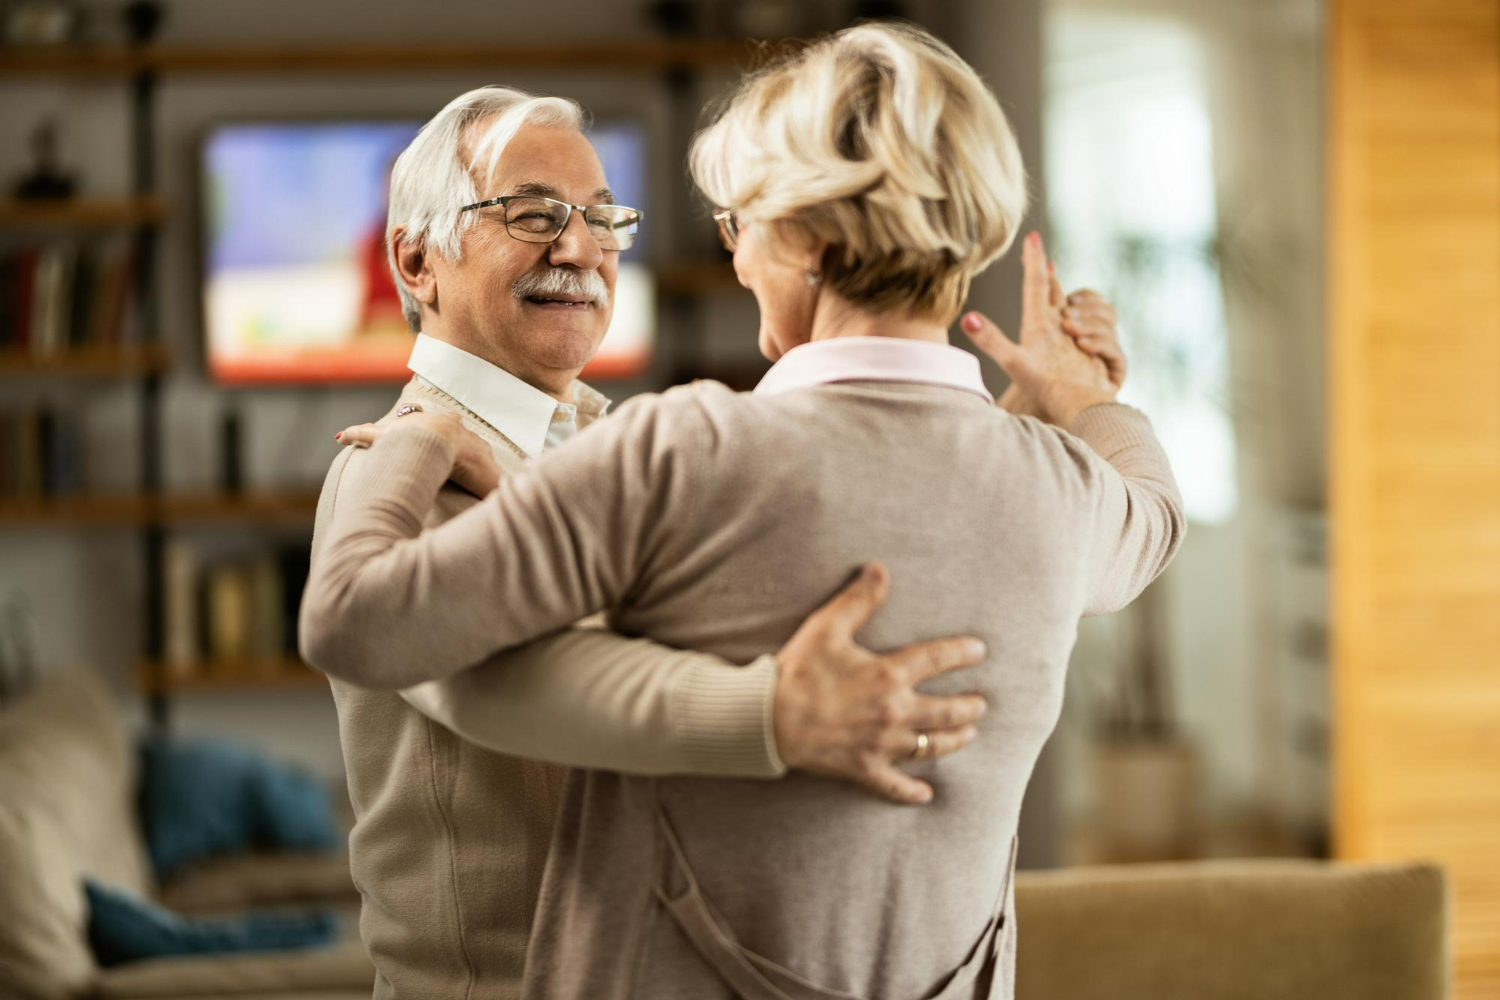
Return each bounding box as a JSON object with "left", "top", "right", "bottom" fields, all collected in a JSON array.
[
  {"left": 0, "top": 39, "right": 761, "bottom": 77},
  {"left": 2, "top": 16, "right": 767, "bottom": 712},
  {"left": 0, "top": 196, "right": 167, "bottom": 228},
  {"left": 0, "top": 489, "right": 320, "bottom": 527},
  {"left": 657, "top": 259, "right": 741, "bottom": 296},
  {"left": 136, "top": 657, "right": 327, "bottom": 693},
  {"left": 0, "top": 342, "right": 169, "bottom": 377}
]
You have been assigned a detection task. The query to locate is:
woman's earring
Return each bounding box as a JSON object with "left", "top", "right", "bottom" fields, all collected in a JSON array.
[{"left": 805, "top": 270, "right": 822, "bottom": 287}]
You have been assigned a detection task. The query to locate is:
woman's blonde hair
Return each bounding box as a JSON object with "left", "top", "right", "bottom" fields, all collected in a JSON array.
[{"left": 689, "top": 22, "right": 1027, "bottom": 323}]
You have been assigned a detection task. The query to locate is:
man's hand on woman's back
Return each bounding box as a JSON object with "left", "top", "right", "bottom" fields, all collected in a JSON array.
[{"left": 771, "top": 563, "right": 989, "bottom": 806}]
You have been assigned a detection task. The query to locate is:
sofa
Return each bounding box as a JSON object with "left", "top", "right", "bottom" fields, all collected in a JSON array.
[
  {"left": 1014, "top": 856, "right": 1447, "bottom": 999},
  {"left": 0, "top": 669, "right": 374, "bottom": 1000},
  {"left": 0, "top": 669, "right": 1446, "bottom": 1000}
]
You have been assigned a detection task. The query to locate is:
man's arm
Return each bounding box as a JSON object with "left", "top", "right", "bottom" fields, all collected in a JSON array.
[{"left": 402, "top": 630, "right": 785, "bottom": 778}]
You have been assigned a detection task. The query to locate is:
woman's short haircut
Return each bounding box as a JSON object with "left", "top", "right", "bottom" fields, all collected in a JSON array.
[
  {"left": 690, "top": 22, "right": 1028, "bottom": 323},
  {"left": 386, "top": 86, "right": 585, "bottom": 332}
]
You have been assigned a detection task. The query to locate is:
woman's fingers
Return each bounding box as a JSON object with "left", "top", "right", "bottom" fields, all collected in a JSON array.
[
  {"left": 1047, "top": 260, "right": 1066, "bottom": 309},
  {"left": 1020, "top": 233, "right": 1052, "bottom": 337},
  {"left": 959, "top": 310, "right": 1021, "bottom": 371},
  {"left": 335, "top": 423, "right": 381, "bottom": 447}
]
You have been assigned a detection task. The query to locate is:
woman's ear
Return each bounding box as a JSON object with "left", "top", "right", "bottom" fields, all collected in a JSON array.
[{"left": 389, "top": 225, "right": 437, "bottom": 311}]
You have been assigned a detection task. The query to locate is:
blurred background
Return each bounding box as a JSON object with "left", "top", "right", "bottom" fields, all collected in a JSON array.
[{"left": 0, "top": 0, "right": 1494, "bottom": 996}]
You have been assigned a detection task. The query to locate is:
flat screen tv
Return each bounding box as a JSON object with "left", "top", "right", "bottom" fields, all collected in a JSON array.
[{"left": 201, "top": 120, "right": 653, "bottom": 384}]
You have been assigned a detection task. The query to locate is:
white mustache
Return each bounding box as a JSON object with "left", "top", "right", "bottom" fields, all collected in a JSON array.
[{"left": 511, "top": 267, "right": 610, "bottom": 308}]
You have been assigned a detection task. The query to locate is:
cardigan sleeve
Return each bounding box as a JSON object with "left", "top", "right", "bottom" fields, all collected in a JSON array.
[
  {"left": 299, "top": 389, "right": 706, "bottom": 690},
  {"left": 401, "top": 640, "right": 784, "bottom": 778},
  {"left": 1064, "top": 403, "right": 1187, "bottom": 616}
]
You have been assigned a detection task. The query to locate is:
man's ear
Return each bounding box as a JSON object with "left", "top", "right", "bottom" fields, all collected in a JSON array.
[{"left": 389, "top": 225, "right": 437, "bottom": 311}]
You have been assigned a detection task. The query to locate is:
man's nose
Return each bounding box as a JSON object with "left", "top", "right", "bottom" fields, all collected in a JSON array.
[{"left": 548, "top": 209, "right": 604, "bottom": 271}]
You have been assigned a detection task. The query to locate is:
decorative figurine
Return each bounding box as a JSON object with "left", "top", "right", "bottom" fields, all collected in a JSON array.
[{"left": 12, "top": 121, "right": 77, "bottom": 200}]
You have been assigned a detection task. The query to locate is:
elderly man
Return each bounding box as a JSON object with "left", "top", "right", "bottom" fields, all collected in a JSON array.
[{"left": 304, "top": 85, "right": 1027, "bottom": 999}]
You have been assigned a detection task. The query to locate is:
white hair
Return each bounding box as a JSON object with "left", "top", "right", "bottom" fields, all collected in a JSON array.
[
  {"left": 689, "top": 22, "right": 1028, "bottom": 322},
  {"left": 386, "top": 85, "right": 586, "bottom": 331}
]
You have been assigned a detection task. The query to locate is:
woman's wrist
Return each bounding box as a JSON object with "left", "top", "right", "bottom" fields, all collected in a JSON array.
[{"left": 1046, "top": 387, "right": 1118, "bottom": 428}]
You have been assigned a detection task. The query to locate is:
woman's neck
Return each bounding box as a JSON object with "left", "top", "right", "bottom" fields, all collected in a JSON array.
[{"left": 807, "top": 293, "right": 949, "bottom": 345}]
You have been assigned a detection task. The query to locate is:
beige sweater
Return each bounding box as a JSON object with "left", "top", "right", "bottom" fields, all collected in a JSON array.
[
  {"left": 302, "top": 380, "right": 1184, "bottom": 999},
  {"left": 307, "top": 377, "right": 784, "bottom": 1000}
]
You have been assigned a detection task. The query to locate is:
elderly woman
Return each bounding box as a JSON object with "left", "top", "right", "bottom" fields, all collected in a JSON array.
[{"left": 302, "top": 21, "right": 1182, "bottom": 1000}]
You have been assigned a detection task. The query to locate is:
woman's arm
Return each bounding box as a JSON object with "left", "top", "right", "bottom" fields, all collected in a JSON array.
[
  {"left": 959, "top": 232, "right": 1185, "bottom": 614},
  {"left": 299, "top": 393, "right": 692, "bottom": 690},
  {"left": 1066, "top": 403, "right": 1186, "bottom": 615}
]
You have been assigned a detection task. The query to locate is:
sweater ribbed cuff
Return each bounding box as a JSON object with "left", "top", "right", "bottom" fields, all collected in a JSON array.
[
  {"left": 1068, "top": 402, "right": 1158, "bottom": 459},
  {"left": 671, "top": 653, "right": 786, "bottom": 779},
  {"left": 356, "top": 424, "right": 457, "bottom": 532}
]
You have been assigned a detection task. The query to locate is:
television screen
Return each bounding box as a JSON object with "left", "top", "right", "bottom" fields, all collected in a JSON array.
[{"left": 201, "top": 120, "right": 654, "bottom": 384}]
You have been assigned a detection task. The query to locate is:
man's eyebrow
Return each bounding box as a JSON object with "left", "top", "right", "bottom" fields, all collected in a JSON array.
[
  {"left": 510, "top": 181, "right": 559, "bottom": 198},
  {"left": 508, "top": 181, "right": 616, "bottom": 205}
]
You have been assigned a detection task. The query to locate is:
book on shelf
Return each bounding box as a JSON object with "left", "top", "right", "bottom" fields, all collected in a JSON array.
[
  {"left": 0, "top": 240, "right": 139, "bottom": 355},
  {"left": 158, "top": 540, "right": 314, "bottom": 682},
  {"left": 0, "top": 404, "right": 87, "bottom": 497}
]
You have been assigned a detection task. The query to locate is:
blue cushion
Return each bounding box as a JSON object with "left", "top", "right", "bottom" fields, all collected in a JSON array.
[
  {"left": 84, "top": 878, "right": 337, "bottom": 967},
  {"left": 137, "top": 738, "right": 338, "bottom": 877}
]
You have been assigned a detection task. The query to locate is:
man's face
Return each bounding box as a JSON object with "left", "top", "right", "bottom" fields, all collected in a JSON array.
[{"left": 433, "top": 122, "right": 618, "bottom": 379}]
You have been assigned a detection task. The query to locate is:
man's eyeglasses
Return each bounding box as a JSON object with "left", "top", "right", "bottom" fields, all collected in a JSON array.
[
  {"left": 713, "top": 208, "right": 741, "bottom": 252},
  {"left": 459, "top": 195, "right": 642, "bottom": 251}
]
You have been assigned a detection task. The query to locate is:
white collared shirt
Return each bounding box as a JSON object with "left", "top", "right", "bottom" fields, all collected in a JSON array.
[
  {"left": 406, "top": 333, "right": 611, "bottom": 456},
  {"left": 753, "top": 336, "right": 993, "bottom": 403}
]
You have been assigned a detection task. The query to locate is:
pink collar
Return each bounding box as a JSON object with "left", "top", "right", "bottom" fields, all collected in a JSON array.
[{"left": 753, "top": 337, "right": 993, "bottom": 403}]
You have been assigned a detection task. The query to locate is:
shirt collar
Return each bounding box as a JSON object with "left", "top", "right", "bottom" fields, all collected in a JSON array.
[
  {"left": 407, "top": 334, "right": 611, "bottom": 457},
  {"left": 753, "top": 337, "right": 993, "bottom": 403}
]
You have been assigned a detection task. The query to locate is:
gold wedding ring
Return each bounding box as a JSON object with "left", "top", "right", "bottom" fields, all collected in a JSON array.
[
  {"left": 395, "top": 403, "right": 424, "bottom": 418},
  {"left": 911, "top": 731, "right": 931, "bottom": 760}
]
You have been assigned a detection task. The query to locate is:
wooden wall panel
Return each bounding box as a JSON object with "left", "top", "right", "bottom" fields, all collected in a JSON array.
[{"left": 1329, "top": 1, "right": 1500, "bottom": 997}]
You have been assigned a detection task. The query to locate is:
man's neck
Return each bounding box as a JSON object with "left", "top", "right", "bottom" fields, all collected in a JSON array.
[{"left": 430, "top": 329, "right": 578, "bottom": 404}]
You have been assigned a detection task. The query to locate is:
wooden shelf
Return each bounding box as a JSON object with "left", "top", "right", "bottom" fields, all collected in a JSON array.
[
  {"left": 155, "top": 490, "right": 323, "bottom": 525},
  {"left": 0, "top": 343, "right": 170, "bottom": 376},
  {"left": 0, "top": 196, "right": 166, "bottom": 228},
  {"left": 137, "top": 657, "right": 327, "bottom": 693},
  {"left": 657, "top": 258, "right": 742, "bottom": 296},
  {"left": 0, "top": 489, "right": 320, "bottom": 527},
  {"left": 0, "top": 39, "right": 763, "bottom": 77}
]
